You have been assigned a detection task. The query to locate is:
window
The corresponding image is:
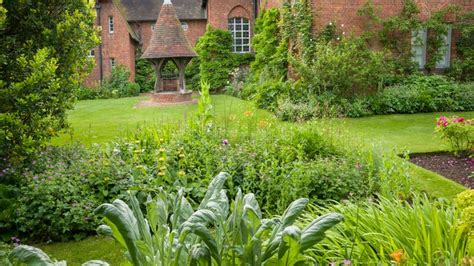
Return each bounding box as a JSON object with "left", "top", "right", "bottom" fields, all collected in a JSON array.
[
  {"left": 411, "top": 28, "right": 427, "bottom": 69},
  {"left": 436, "top": 27, "right": 452, "bottom": 69},
  {"left": 228, "top": 17, "right": 250, "bottom": 53},
  {"left": 151, "top": 23, "right": 155, "bottom": 32},
  {"left": 181, "top": 22, "right": 188, "bottom": 31},
  {"left": 110, "top": 58, "right": 116, "bottom": 68},
  {"left": 88, "top": 49, "right": 95, "bottom": 58},
  {"left": 108, "top": 16, "right": 114, "bottom": 33}
]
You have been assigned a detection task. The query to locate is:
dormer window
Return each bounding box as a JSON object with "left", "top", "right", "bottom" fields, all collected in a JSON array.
[
  {"left": 108, "top": 16, "right": 114, "bottom": 33},
  {"left": 181, "top": 22, "right": 188, "bottom": 31}
]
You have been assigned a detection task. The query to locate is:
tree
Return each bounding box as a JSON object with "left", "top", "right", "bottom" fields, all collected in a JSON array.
[{"left": 0, "top": 0, "right": 99, "bottom": 166}]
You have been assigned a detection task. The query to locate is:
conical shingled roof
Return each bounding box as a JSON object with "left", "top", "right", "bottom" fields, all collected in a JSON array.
[{"left": 141, "top": 0, "right": 196, "bottom": 59}]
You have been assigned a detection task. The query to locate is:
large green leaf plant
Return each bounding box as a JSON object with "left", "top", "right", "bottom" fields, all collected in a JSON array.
[{"left": 4, "top": 172, "right": 343, "bottom": 265}]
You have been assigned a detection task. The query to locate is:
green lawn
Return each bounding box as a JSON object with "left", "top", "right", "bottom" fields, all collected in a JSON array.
[
  {"left": 53, "top": 95, "right": 272, "bottom": 145},
  {"left": 340, "top": 111, "right": 474, "bottom": 154},
  {"left": 35, "top": 236, "right": 126, "bottom": 266},
  {"left": 339, "top": 111, "right": 473, "bottom": 199},
  {"left": 38, "top": 96, "right": 470, "bottom": 264}
]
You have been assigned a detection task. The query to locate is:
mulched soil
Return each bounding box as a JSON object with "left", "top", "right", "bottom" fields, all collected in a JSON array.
[{"left": 409, "top": 153, "right": 474, "bottom": 188}]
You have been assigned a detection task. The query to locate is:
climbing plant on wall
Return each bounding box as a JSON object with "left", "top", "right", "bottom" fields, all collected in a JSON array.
[{"left": 358, "top": 0, "right": 464, "bottom": 74}]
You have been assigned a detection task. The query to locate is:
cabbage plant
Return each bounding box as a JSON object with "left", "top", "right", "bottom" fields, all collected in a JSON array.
[
  {"left": 94, "top": 172, "right": 343, "bottom": 265},
  {"left": 4, "top": 172, "right": 342, "bottom": 265}
]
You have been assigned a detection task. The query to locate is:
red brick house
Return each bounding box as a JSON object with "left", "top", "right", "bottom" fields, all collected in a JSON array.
[
  {"left": 85, "top": 0, "right": 473, "bottom": 86},
  {"left": 85, "top": 0, "right": 258, "bottom": 86}
]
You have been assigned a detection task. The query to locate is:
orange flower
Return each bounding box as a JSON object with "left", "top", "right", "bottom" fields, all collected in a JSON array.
[
  {"left": 244, "top": 111, "right": 254, "bottom": 117},
  {"left": 390, "top": 250, "right": 404, "bottom": 263}
]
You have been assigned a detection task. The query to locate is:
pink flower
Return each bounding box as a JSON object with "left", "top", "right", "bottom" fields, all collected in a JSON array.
[
  {"left": 437, "top": 116, "right": 449, "bottom": 127},
  {"left": 222, "top": 139, "right": 229, "bottom": 145},
  {"left": 437, "top": 116, "right": 446, "bottom": 126},
  {"left": 454, "top": 117, "right": 465, "bottom": 123}
]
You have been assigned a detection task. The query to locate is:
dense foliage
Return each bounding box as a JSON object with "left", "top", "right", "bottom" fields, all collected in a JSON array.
[
  {"left": 0, "top": 0, "right": 99, "bottom": 165},
  {"left": 94, "top": 173, "right": 343, "bottom": 265},
  {"left": 302, "top": 194, "right": 471, "bottom": 264},
  {"left": 3, "top": 173, "right": 343, "bottom": 265},
  {"left": 274, "top": 75, "right": 474, "bottom": 121},
  {"left": 77, "top": 65, "right": 140, "bottom": 100},
  {"left": 251, "top": 8, "right": 288, "bottom": 79},
  {"left": 1, "top": 109, "right": 413, "bottom": 241},
  {"left": 135, "top": 57, "right": 156, "bottom": 93},
  {"left": 195, "top": 26, "right": 234, "bottom": 91}
]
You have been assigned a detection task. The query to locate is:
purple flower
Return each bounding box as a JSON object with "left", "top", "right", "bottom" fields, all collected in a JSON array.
[
  {"left": 222, "top": 139, "right": 229, "bottom": 146},
  {"left": 343, "top": 259, "right": 351, "bottom": 265},
  {"left": 11, "top": 236, "right": 21, "bottom": 246},
  {"left": 33, "top": 175, "right": 39, "bottom": 180}
]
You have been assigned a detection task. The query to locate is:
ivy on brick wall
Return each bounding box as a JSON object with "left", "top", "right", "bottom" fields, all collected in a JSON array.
[
  {"left": 251, "top": 8, "right": 288, "bottom": 79},
  {"left": 358, "top": 0, "right": 466, "bottom": 74}
]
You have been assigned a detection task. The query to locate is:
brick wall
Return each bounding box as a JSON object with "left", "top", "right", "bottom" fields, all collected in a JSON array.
[
  {"left": 208, "top": 0, "right": 255, "bottom": 29},
  {"left": 84, "top": 0, "right": 136, "bottom": 86}
]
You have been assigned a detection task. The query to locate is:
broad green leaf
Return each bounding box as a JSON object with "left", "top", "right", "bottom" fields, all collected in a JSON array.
[
  {"left": 8, "top": 245, "right": 54, "bottom": 266},
  {"left": 190, "top": 244, "right": 211, "bottom": 266},
  {"left": 300, "top": 212, "right": 344, "bottom": 251},
  {"left": 277, "top": 226, "right": 301, "bottom": 264},
  {"left": 182, "top": 209, "right": 216, "bottom": 228},
  {"left": 181, "top": 223, "right": 220, "bottom": 265},
  {"left": 280, "top": 198, "right": 309, "bottom": 228},
  {"left": 243, "top": 193, "right": 262, "bottom": 219},
  {"left": 96, "top": 225, "right": 113, "bottom": 237},
  {"left": 199, "top": 172, "right": 229, "bottom": 209},
  {"left": 82, "top": 260, "right": 110, "bottom": 266},
  {"left": 94, "top": 199, "right": 140, "bottom": 266}
]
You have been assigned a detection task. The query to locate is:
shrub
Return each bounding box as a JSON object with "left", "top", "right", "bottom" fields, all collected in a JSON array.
[
  {"left": 135, "top": 57, "right": 156, "bottom": 92},
  {"left": 291, "top": 37, "right": 393, "bottom": 97},
  {"left": 77, "top": 66, "right": 141, "bottom": 100},
  {"left": 10, "top": 145, "right": 135, "bottom": 242},
  {"left": 195, "top": 26, "right": 234, "bottom": 91},
  {"left": 302, "top": 194, "right": 471, "bottom": 264},
  {"left": 435, "top": 116, "right": 474, "bottom": 155},
  {"left": 369, "top": 75, "right": 474, "bottom": 115},
  {"left": 455, "top": 190, "right": 474, "bottom": 234}
]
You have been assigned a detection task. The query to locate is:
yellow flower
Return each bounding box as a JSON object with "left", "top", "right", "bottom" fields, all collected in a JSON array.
[
  {"left": 179, "top": 153, "right": 185, "bottom": 158},
  {"left": 244, "top": 111, "right": 254, "bottom": 117},
  {"left": 159, "top": 147, "right": 166, "bottom": 153},
  {"left": 158, "top": 157, "right": 165, "bottom": 162},
  {"left": 258, "top": 119, "right": 269, "bottom": 128},
  {"left": 158, "top": 171, "right": 165, "bottom": 176},
  {"left": 160, "top": 166, "right": 166, "bottom": 171},
  {"left": 178, "top": 170, "right": 185, "bottom": 177}
]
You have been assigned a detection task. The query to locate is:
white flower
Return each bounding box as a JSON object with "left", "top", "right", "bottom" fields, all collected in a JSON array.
[{"left": 341, "top": 24, "right": 344, "bottom": 27}]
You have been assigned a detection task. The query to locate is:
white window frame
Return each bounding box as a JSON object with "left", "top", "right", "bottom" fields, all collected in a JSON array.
[
  {"left": 411, "top": 28, "right": 427, "bottom": 69},
  {"left": 436, "top": 27, "right": 452, "bottom": 69},
  {"left": 108, "top": 16, "right": 114, "bottom": 33},
  {"left": 88, "top": 49, "right": 95, "bottom": 58},
  {"left": 181, "top": 22, "right": 189, "bottom": 31},
  {"left": 110, "top": 58, "right": 116, "bottom": 68},
  {"left": 228, "top": 17, "right": 251, "bottom": 53}
]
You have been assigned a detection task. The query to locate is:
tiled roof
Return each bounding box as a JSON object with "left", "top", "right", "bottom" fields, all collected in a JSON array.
[
  {"left": 141, "top": 2, "right": 197, "bottom": 59},
  {"left": 118, "top": 0, "right": 206, "bottom": 21}
]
